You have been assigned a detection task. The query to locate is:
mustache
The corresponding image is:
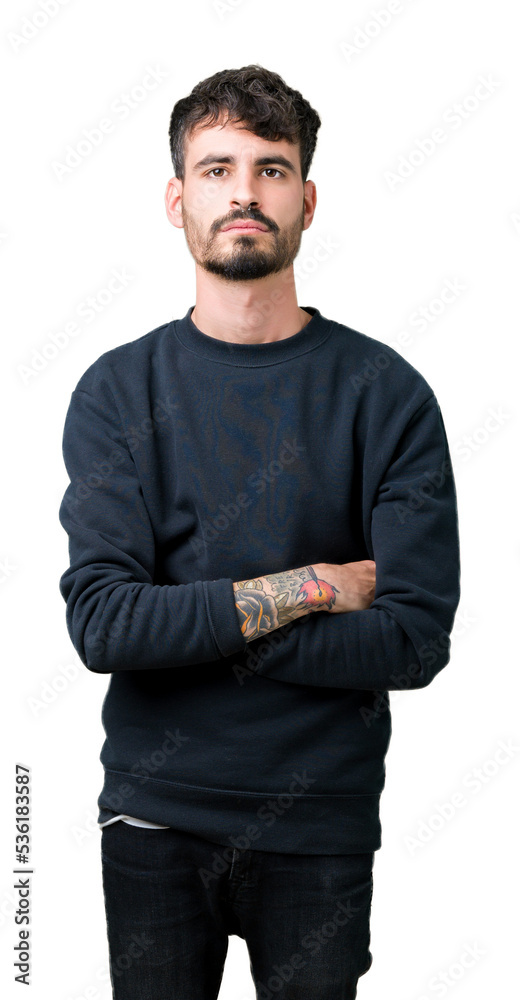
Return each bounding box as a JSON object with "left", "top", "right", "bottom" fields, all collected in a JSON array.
[{"left": 217, "top": 213, "right": 276, "bottom": 232}]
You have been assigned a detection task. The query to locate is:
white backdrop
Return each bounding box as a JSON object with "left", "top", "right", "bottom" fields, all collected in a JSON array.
[{"left": 1, "top": 0, "right": 519, "bottom": 997}]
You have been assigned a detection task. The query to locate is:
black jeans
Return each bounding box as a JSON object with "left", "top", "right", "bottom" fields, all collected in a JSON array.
[{"left": 100, "top": 821, "right": 374, "bottom": 999}]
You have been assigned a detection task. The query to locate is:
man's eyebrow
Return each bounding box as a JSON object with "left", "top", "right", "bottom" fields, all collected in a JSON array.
[{"left": 192, "top": 153, "right": 298, "bottom": 175}]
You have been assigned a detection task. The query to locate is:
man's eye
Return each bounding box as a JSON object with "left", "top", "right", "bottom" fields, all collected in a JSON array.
[{"left": 205, "top": 168, "right": 283, "bottom": 178}]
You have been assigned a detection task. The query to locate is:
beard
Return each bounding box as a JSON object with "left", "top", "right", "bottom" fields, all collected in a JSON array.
[{"left": 181, "top": 202, "right": 306, "bottom": 281}]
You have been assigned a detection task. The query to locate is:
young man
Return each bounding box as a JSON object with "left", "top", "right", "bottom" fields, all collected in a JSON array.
[{"left": 59, "top": 64, "right": 461, "bottom": 999}]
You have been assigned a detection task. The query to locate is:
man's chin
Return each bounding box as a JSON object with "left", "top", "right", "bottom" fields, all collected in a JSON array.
[{"left": 200, "top": 255, "right": 279, "bottom": 281}]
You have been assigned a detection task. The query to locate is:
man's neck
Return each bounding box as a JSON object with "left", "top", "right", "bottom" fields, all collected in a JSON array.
[{"left": 190, "top": 275, "right": 312, "bottom": 345}]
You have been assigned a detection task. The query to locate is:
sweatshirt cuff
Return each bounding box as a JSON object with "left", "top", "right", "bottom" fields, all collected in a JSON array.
[{"left": 203, "top": 578, "right": 248, "bottom": 659}]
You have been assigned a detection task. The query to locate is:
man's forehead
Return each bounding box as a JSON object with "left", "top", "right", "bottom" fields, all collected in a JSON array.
[{"left": 186, "top": 119, "right": 297, "bottom": 161}]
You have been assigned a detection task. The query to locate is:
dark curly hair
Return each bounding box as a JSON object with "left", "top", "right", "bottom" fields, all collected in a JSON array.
[{"left": 168, "top": 64, "right": 321, "bottom": 184}]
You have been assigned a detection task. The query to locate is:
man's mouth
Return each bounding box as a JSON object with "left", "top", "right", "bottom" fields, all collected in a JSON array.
[{"left": 221, "top": 221, "right": 269, "bottom": 232}]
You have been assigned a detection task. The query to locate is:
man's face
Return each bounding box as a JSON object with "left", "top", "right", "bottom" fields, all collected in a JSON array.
[{"left": 168, "top": 118, "right": 314, "bottom": 281}]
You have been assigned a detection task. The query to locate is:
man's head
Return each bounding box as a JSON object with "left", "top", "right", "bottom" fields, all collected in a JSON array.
[{"left": 165, "top": 65, "right": 321, "bottom": 282}]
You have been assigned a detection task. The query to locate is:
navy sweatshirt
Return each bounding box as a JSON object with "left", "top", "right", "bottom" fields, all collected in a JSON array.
[{"left": 58, "top": 304, "right": 461, "bottom": 854}]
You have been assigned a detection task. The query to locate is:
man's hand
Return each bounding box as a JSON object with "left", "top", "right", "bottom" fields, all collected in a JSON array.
[{"left": 314, "top": 560, "right": 376, "bottom": 613}]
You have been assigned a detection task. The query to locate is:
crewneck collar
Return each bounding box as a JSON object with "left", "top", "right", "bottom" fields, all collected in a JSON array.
[{"left": 172, "top": 304, "right": 333, "bottom": 367}]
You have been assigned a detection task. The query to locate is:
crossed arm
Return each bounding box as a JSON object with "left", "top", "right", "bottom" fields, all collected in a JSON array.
[
  {"left": 233, "top": 561, "right": 376, "bottom": 642},
  {"left": 59, "top": 386, "right": 460, "bottom": 689}
]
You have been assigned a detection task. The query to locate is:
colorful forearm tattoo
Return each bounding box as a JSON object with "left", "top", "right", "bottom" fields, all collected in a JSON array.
[{"left": 234, "top": 565, "right": 339, "bottom": 642}]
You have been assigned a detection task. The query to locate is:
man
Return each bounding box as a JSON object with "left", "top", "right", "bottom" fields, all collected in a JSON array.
[{"left": 59, "top": 64, "right": 461, "bottom": 999}]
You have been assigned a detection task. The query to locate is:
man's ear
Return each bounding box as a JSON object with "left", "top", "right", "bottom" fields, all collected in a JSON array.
[
  {"left": 164, "top": 178, "right": 184, "bottom": 229},
  {"left": 302, "top": 179, "right": 317, "bottom": 232}
]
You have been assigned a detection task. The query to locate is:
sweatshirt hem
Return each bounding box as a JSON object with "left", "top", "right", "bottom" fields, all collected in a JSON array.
[{"left": 97, "top": 768, "right": 383, "bottom": 855}]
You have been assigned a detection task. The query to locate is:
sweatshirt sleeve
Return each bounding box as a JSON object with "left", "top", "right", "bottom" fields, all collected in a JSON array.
[
  {"left": 244, "top": 394, "right": 461, "bottom": 691},
  {"left": 58, "top": 385, "right": 247, "bottom": 673}
]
